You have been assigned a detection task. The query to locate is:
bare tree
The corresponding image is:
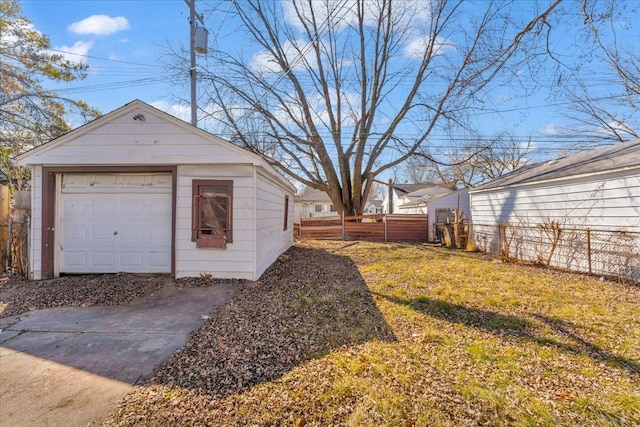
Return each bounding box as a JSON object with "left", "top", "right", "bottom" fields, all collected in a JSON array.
[
  {"left": 197, "top": 0, "right": 562, "bottom": 215},
  {"left": 404, "top": 133, "right": 532, "bottom": 189},
  {"left": 550, "top": 0, "right": 639, "bottom": 143}
]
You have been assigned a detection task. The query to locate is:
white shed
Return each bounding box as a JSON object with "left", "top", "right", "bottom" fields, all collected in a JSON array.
[
  {"left": 17, "top": 100, "right": 295, "bottom": 281},
  {"left": 469, "top": 139, "right": 640, "bottom": 278}
]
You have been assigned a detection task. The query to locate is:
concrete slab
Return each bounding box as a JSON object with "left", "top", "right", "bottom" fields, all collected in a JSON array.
[{"left": 0, "top": 279, "right": 238, "bottom": 426}]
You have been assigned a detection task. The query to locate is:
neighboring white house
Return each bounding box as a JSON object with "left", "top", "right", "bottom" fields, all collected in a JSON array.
[
  {"left": 293, "top": 187, "right": 338, "bottom": 222},
  {"left": 364, "top": 199, "right": 384, "bottom": 214},
  {"left": 382, "top": 183, "right": 448, "bottom": 214},
  {"left": 16, "top": 100, "right": 295, "bottom": 281},
  {"left": 469, "top": 139, "right": 640, "bottom": 279},
  {"left": 398, "top": 189, "right": 471, "bottom": 241}
]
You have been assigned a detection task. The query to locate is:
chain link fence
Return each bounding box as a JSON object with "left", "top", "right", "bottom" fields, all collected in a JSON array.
[{"left": 471, "top": 222, "right": 640, "bottom": 283}]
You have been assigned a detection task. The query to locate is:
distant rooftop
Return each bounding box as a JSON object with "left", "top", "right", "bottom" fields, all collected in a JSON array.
[{"left": 298, "top": 187, "right": 332, "bottom": 202}]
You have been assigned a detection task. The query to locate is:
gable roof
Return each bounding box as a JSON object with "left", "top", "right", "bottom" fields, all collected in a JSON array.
[
  {"left": 392, "top": 183, "right": 431, "bottom": 195},
  {"left": 400, "top": 188, "right": 459, "bottom": 209},
  {"left": 16, "top": 99, "right": 295, "bottom": 191},
  {"left": 471, "top": 138, "right": 640, "bottom": 192},
  {"left": 403, "top": 186, "right": 450, "bottom": 200},
  {"left": 298, "top": 187, "right": 332, "bottom": 203}
]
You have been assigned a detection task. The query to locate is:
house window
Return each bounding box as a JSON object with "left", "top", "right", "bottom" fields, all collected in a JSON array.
[
  {"left": 315, "top": 204, "right": 323, "bottom": 213},
  {"left": 329, "top": 204, "right": 336, "bottom": 212},
  {"left": 192, "top": 180, "right": 233, "bottom": 248},
  {"left": 284, "top": 195, "right": 289, "bottom": 230}
]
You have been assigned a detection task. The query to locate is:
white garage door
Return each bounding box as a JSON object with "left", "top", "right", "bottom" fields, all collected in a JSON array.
[{"left": 59, "top": 173, "right": 172, "bottom": 274}]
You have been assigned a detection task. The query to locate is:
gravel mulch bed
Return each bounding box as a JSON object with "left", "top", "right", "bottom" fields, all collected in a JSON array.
[
  {"left": 0, "top": 274, "right": 169, "bottom": 318},
  {"left": 174, "top": 276, "right": 248, "bottom": 289}
]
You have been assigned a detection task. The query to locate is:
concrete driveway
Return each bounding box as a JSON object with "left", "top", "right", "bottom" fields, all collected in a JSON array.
[{"left": 0, "top": 279, "right": 238, "bottom": 426}]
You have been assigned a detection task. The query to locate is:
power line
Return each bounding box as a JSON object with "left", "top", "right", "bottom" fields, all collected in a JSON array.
[{"left": 48, "top": 48, "right": 165, "bottom": 68}]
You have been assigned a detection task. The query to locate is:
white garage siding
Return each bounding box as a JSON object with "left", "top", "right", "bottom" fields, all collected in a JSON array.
[
  {"left": 28, "top": 166, "right": 44, "bottom": 279},
  {"left": 58, "top": 173, "right": 172, "bottom": 274},
  {"left": 174, "top": 165, "right": 257, "bottom": 280},
  {"left": 18, "top": 100, "right": 296, "bottom": 280},
  {"left": 255, "top": 170, "right": 294, "bottom": 278}
]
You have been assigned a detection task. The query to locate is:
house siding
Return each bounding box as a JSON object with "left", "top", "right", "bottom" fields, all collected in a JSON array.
[
  {"left": 175, "top": 165, "right": 256, "bottom": 279},
  {"left": 255, "top": 170, "right": 294, "bottom": 278},
  {"left": 470, "top": 169, "right": 640, "bottom": 277},
  {"left": 471, "top": 171, "right": 640, "bottom": 230},
  {"left": 28, "top": 166, "right": 43, "bottom": 279}
]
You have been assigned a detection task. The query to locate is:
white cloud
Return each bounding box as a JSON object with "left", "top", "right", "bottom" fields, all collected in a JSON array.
[
  {"left": 403, "top": 35, "right": 453, "bottom": 59},
  {"left": 271, "top": 88, "right": 361, "bottom": 129},
  {"left": 282, "top": 0, "right": 432, "bottom": 32},
  {"left": 150, "top": 101, "right": 228, "bottom": 133},
  {"left": 68, "top": 15, "right": 130, "bottom": 36},
  {"left": 54, "top": 40, "right": 94, "bottom": 64},
  {"left": 150, "top": 101, "right": 191, "bottom": 122},
  {"left": 538, "top": 123, "right": 560, "bottom": 136},
  {"left": 251, "top": 40, "right": 311, "bottom": 75}
]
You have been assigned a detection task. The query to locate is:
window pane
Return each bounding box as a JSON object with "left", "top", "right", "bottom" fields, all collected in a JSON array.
[
  {"left": 199, "top": 194, "right": 229, "bottom": 236},
  {"left": 201, "top": 186, "right": 228, "bottom": 197},
  {"left": 192, "top": 179, "right": 233, "bottom": 245}
]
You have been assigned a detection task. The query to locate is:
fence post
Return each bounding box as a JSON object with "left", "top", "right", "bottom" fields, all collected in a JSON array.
[
  {"left": 384, "top": 214, "right": 388, "bottom": 242},
  {"left": 6, "top": 215, "right": 11, "bottom": 272},
  {"left": 341, "top": 212, "right": 345, "bottom": 241},
  {"left": 587, "top": 228, "right": 592, "bottom": 274}
]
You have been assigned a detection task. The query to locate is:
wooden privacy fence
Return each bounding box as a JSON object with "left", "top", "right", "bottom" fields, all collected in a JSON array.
[
  {"left": 295, "top": 214, "right": 429, "bottom": 242},
  {"left": 0, "top": 186, "right": 30, "bottom": 275}
]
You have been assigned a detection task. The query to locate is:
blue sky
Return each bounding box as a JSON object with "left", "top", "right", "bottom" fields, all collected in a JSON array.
[
  {"left": 22, "top": 0, "right": 189, "bottom": 114},
  {"left": 19, "top": 0, "right": 640, "bottom": 167}
]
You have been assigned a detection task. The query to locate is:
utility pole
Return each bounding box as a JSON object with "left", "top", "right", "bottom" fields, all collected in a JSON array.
[{"left": 185, "top": 0, "right": 207, "bottom": 127}]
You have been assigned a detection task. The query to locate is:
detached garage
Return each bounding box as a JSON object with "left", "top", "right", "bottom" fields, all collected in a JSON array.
[
  {"left": 469, "top": 138, "right": 640, "bottom": 280},
  {"left": 17, "top": 100, "right": 295, "bottom": 280}
]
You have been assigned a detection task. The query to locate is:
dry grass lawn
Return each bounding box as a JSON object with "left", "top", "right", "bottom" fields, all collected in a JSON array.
[{"left": 105, "top": 240, "right": 640, "bottom": 426}]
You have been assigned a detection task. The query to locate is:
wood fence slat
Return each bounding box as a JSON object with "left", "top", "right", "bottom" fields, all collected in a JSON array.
[{"left": 298, "top": 213, "right": 429, "bottom": 242}]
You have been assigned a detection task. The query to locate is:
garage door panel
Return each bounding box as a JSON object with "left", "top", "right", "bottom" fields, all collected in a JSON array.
[
  {"left": 120, "top": 225, "right": 143, "bottom": 240},
  {"left": 91, "top": 199, "right": 116, "bottom": 215},
  {"left": 92, "top": 225, "right": 116, "bottom": 240},
  {"left": 149, "top": 225, "right": 172, "bottom": 241},
  {"left": 59, "top": 173, "right": 172, "bottom": 274},
  {"left": 93, "top": 252, "right": 115, "bottom": 267},
  {"left": 120, "top": 200, "right": 144, "bottom": 215},
  {"left": 149, "top": 251, "right": 170, "bottom": 266},
  {"left": 62, "top": 199, "right": 87, "bottom": 215},
  {"left": 63, "top": 252, "right": 86, "bottom": 267},
  {"left": 64, "top": 225, "right": 87, "bottom": 240},
  {"left": 120, "top": 252, "right": 143, "bottom": 267}
]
